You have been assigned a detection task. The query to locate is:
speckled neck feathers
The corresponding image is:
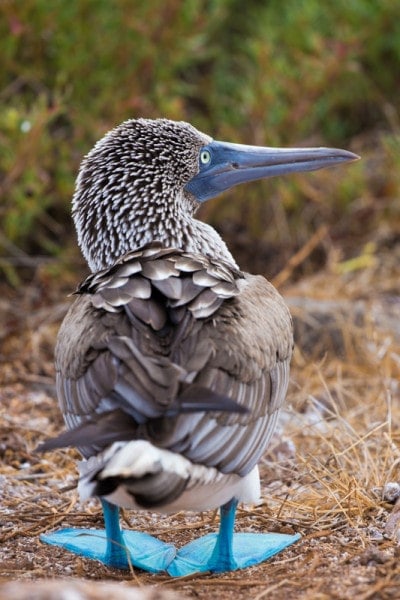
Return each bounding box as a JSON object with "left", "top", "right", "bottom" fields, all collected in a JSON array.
[{"left": 72, "top": 118, "right": 236, "bottom": 272}]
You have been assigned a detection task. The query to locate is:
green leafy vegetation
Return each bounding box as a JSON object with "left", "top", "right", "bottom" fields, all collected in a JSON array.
[{"left": 1, "top": 0, "right": 400, "bottom": 284}]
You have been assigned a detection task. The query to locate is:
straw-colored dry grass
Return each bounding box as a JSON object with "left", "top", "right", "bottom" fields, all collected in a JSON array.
[{"left": 1, "top": 246, "right": 400, "bottom": 599}]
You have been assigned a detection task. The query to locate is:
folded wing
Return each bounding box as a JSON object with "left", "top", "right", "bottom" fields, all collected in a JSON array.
[{"left": 46, "top": 244, "right": 293, "bottom": 504}]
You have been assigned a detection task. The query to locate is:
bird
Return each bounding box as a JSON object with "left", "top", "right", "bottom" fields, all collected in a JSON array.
[{"left": 38, "top": 118, "right": 358, "bottom": 576}]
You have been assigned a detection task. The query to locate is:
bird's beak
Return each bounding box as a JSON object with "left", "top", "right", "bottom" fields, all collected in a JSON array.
[{"left": 185, "top": 140, "right": 360, "bottom": 203}]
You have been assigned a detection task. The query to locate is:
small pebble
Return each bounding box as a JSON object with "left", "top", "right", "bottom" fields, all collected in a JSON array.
[
  {"left": 382, "top": 482, "right": 400, "bottom": 503},
  {"left": 367, "top": 527, "right": 384, "bottom": 541}
]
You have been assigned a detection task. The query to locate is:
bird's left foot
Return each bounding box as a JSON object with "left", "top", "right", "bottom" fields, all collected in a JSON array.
[{"left": 167, "top": 531, "right": 301, "bottom": 576}]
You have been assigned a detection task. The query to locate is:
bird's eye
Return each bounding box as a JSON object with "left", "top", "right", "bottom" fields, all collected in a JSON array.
[{"left": 200, "top": 149, "right": 211, "bottom": 165}]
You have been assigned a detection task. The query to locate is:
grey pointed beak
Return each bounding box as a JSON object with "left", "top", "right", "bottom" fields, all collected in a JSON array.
[{"left": 185, "top": 140, "right": 360, "bottom": 202}]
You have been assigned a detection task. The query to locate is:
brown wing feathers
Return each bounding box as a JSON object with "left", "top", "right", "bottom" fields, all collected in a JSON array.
[{"left": 41, "top": 243, "right": 293, "bottom": 478}]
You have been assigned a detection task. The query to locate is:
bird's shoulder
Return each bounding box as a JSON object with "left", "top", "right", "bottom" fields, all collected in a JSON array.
[{"left": 207, "top": 273, "right": 293, "bottom": 376}]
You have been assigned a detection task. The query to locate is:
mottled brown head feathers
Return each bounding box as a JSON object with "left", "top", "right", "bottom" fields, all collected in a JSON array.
[{"left": 72, "top": 119, "right": 235, "bottom": 271}]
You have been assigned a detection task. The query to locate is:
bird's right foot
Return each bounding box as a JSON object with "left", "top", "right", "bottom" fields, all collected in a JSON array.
[{"left": 40, "top": 527, "right": 176, "bottom": 572}]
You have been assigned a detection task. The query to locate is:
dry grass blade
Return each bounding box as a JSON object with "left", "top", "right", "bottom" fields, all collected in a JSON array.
[{"left": 272, "top": 225, "right": 328, "bottom": 288}]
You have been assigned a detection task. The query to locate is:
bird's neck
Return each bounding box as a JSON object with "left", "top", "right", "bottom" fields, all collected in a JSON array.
[
  {"left": 76, "top": 207, "right": 237, "bottom": 272},
  {"left": 175, "top": 217, "right": 238, "bottom": 268}
]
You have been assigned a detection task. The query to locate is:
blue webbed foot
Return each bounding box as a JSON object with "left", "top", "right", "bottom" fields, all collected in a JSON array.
[
  {"left": 40, "top": 527, "right": 176, "bottom": 572},
  {"left": 168, "top": 499, "right": 300, "bottom": 576},
  {"left": 40, "top": 500, "right": 176, "bottom": 572},
  {"left": 168, "top": 531, "right": 300, "bottom": 576}
]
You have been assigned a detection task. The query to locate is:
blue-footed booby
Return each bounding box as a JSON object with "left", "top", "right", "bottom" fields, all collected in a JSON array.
[{"left": 38, "top": 118, "right": 358, "bottom": 575}]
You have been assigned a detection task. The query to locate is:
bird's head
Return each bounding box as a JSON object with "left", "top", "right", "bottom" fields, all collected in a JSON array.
[{"left": 72, "top": 118, "right": 359, "bottom": 271}]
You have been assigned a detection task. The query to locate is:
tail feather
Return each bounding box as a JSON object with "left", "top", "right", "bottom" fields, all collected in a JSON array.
[{"left": 37, "top": 385, "right": 247, "bottom": 453}]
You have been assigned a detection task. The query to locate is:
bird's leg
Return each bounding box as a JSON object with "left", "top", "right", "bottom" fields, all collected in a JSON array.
[
  {"left": 167, "top": 498, "right": 301, "bottom": 577},
  {"left": 40, "top": 498, "right": 176, "bottom": 572},
  {"left": 207, "top": 498, "right": 239, "bottom": 571},
  {"left": 101, "top": 499, "right": 129, "bottom": 568}
]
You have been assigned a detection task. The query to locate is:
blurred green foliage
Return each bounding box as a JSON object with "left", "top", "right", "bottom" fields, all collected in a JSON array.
[{"left": 1, "top": 0, "right": 400, "bottom": 284}]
